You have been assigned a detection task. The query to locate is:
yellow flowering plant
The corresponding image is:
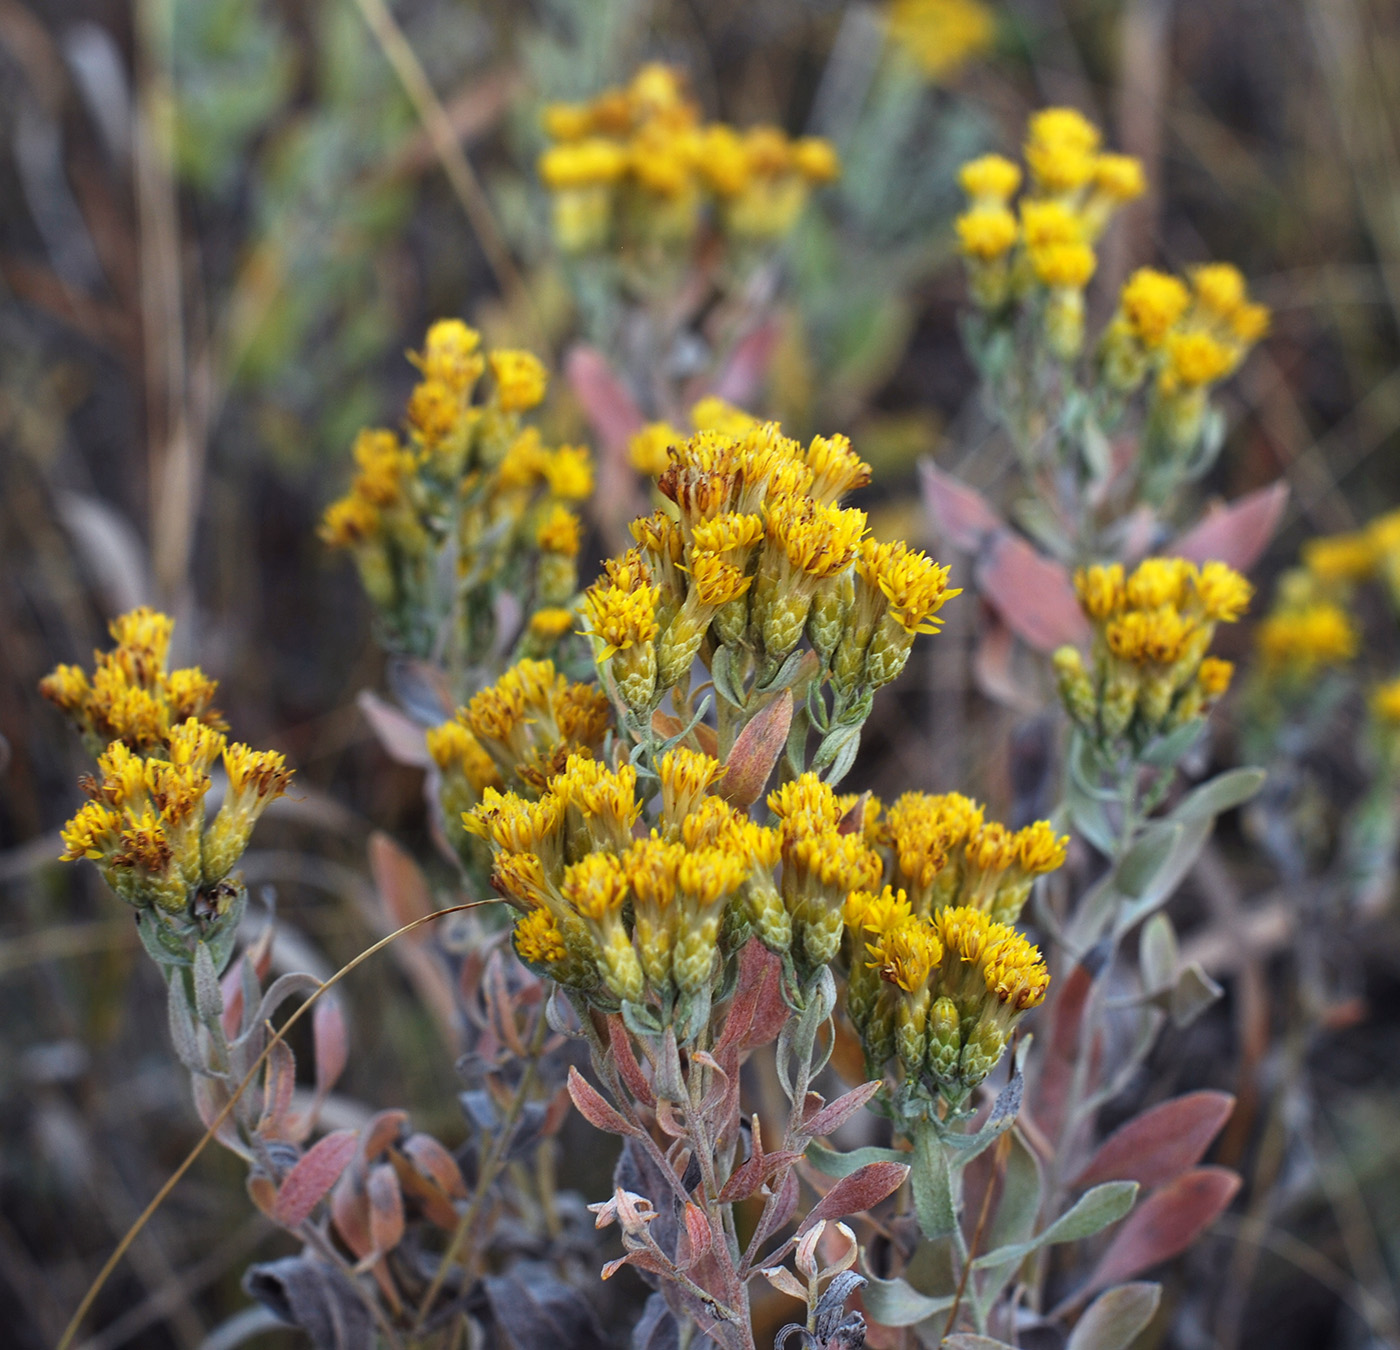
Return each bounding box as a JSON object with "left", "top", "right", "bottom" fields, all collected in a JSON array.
[
  {"left": 955, "top": 109, "right": 1270, "bottom": 550},
  {"left": 320, "top": 318, "right": 591, "bottom": 681}
]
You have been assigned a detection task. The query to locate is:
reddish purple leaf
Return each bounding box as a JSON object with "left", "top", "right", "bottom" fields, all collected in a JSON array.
[
  {"left": 919, "top": 461, "right": 1007, "bottom": 552},
  {"left": 366, "top": 1162, "right": 405, "bottom": 1256},
  {"left": 1085, "top": 1166, "right": 1241, "bottom": 1294},
  {"left": 313, "top": 997, "right": 349, "bottom": 1100},
  {"left": 715, "top": 939, "right": 787, "bottom": 1061},
  {"left": 680, "top": 1201, "right": 714, "bottom": 1268},
  {"left": 357, "top": 690, "right": 433, "bottom": 767},
  {"left": 369, "top": 832, "right": 433, "bottom": 936},
  {"left": 1171, "top": 482, "right": 1288, "bottom": 572},
  {"left": 710, "top": 319, "right": 781, "bottom": 408},
  {"left": 272, "top": 1130, "right": 358, "bottom": 1229},
  {"left": 802, "top": 1081, "right": 883, "bottom": 1139},
  {"left": 799, "top": 1161, "right": 910, "bottom": 1233},
  {"left": 651, "top": 710, "right": 720, "bottom": 758},
  {"left": 1074, "top": 1091, "right": 1236, "bottom": 1191},
  {"left": 608, "top": 1015, "right": 656, "bottom": 1108},
  {"left": 1034, "top": 962, "right": 1094, "bottom": 1145},
  {"left": 719, "top": 690, "right": 793, "bottom": 808},
  {"left": 565, "top": 345, "right": 645, "bottom": 456},
  {"left": 972, "top": 617, "right": 1041, "bottom": 713},
  {"left": 568, "top": 1066, "right": 640, "bottom": 1137},
  {"left": 975, "top": 533, "right": 1090, "bottom": 653},
  {"left": 753, "top": 1167, "right": 801, "bottom": 1251},
  {"left": 331, "top": 1172, "right": 372, "bottom": 1259},
  {"left": 358, "top": 1109, "right": 409, "bottom": 1163},
  {"left": 259, "top": 1039, "right": 298, "bottom": 1139}
]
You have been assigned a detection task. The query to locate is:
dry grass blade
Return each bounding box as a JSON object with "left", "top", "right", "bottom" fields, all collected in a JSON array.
[
  {"left": 350, "top": 0, "right": 543, "bottom": 352},
  {"left": 54, "top": 901, "right": 496, "bottom": 1350}
]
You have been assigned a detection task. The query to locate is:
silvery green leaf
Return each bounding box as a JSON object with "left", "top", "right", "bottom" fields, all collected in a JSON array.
[
  {"left": 1066, "top": 1282, "right": 1162, "bottom": 1350},
  {"left": 857, "top": 1275, "right": 953, "bottom": 1327},
  {"left": 1113, "top": 816, "right": 1214, "bottom": 937},
  {"left": 911, "top": 1126, "right": 957, "bottom": 1241},
  {"left": 1170, "top": 963, "right": 1223, "bottom": 1028},
  {"left": 1139, "top": 719, "right": 1205, "bottom": 768},
  {"left": 806, "top": 1141, "right": 907, "bottom": 1179},
  {"left": 167, "top": 974, "right": 203, "bottom": 1071},
  {"left": 974, "top": 1131, "right": 1044, "bottom": 1318},
  {"left": 1139, "top": 914, "right": 1178, "bottom": 995},
  {"left": 710, "top": 644, "right": 742, "bottom": 709},
  {"left": 970, "top": 1181, "right": 1138, "bottom": 1269},
  {"left": 193, "top": 941, "right": 224, "bottom": 1027},
  {"left": 1116, "top": 824, "right": 1182, "bottom": 900},
  {"left": 1170, "top": 767, "right": 1266, "bottom": 822},
  {"left": 942, "top": 1338, "right": 1018, "bottom": 1350}
]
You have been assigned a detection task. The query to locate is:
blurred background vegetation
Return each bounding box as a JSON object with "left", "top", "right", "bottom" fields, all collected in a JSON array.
[{"left": 4, "top": 0, "right": 1400, "bottom": 1346}]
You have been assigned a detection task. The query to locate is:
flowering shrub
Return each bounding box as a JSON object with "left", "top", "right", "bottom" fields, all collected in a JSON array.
[{"left": 41, "top": 78, "right": 1285, "bottom": 1350}]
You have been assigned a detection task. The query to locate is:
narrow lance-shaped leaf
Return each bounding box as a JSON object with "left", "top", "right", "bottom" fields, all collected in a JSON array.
[
  {"left": 1066, "top": 1282, "right": 1162, "bottom": 1350},
  {"left": 1074, "top": 1092, "right": 1235, "bottom": 1191},
  {"left": 273, "top": 1130, "right": 359, "bottom": 1229},
  {"left": 971, "top": 1181, "right": 1138, "bottom": 1269},
  {"left": 568, "top": 1066, "right": 640, "bottom": 1137},
  {"left": 798, "top": 1160, "right": 909, "bottom": 1233},
  {"left": 1082, "top": 1167, "right": 1240, "bottom": 1295}
]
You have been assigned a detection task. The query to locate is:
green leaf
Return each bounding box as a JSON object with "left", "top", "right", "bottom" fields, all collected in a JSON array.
[
  {"left": 1139, "top": 914, "right": 1178, "bottom": 995},
  {"left": 1116, "top": 824, "right": 1183, "bottom": 900},
  {"left": 1170, "top": 963, "right": 1223, "bottom": 1029},
  {"left": 974, "top": 1132, "right": 1044, "bottom": 1319},
  {"left": 1139, "top": 718, "right": 1205, "bottom": 768},
  {"left": 911, "top": 1126, "right": 957, "bottom": 1241},
  {"left": 193, "top": 941, "right": 224, "bottom": 1028},
  {"left": 1066, "top": 1283, "right": 1162, "bottom": 1350},
  {"left": 858, "top": 1275, "right": 953, "bottom": 1328},
  {"left": 970, "top": 1181, "right": 1138, "bottom": 1270},
  {"left": 943, "top": 1337, "right": 1018, "bottom": 1350},
  {"left": 1113, "top": 816, "right": 1214, "bottom": 937},
  {"left": 1170, "top": 767, "right": 1266, "bottom": 822},
  {"left": 806, "top": 1142, "right": 907, "bottom": 1179},
  {"left": 1067, "top": 782, "right": 1119, "bottom": 856}
]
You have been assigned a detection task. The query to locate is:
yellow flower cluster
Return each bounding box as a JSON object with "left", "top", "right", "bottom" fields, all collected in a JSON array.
[
  {"left": 466, "top": 752, "right": 886, "bottom": 1008},
  {"left": 1054, "top": 557, "right": 1252, "bottom": 743},
  {"left": 880, "top": 792, "right": 1067, "bottom": 924},
  {"left": 844, "top": 894, "right": 1048, "bottom": 1098},
  {"left": 626, "top": 395, "right": 758, "bottom": 477},
  {"left": 1255, "top": 599, "right": 1358, "bottom": 678},
  {"left": 592, "top": 418, "right": 958, "bottom": 721},
  {"left": 427, "top": 659, "right": 613, "bottom": 861},
  {"left": 40, "top": 608, "right": 224, "bottom": 757},
  {"left": 1298, "top": 508, "right": 1400, "bottom": 606},
  {"left": 320, "top": 320, "right": 589, "bottom": 659},
  {"left": 538, "top": 64, "right": 839, "bottom": 254},
  {"left": 1096, "top": 264, "right": 1270, "bottom": 456},
  {"left": 886, "top": 0, "right": 995, "bottom": 81},
  {"left": 956, "top": 108, "right": 1145, "bottom": 355},
  {"left": 46, "top": 609, "right": 292, "bottom": 917}
]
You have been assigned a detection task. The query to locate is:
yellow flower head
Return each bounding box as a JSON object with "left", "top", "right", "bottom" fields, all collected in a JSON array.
[
  {"left": 1024, "top": 107, "right": 1101, "bottom": 194},
  {"left": 887, "top": 0, "right": 996, "bottom": 81},
  {"left": 1197, "top": 656, "right": 1234, "bottom": 699},
  {"left": 1030, "top": 240, "right": 1096, "bottom": 290},
  {"left": 1074, "top": 563, "right": 1125, "bottom": 619},
  {"left": 845, "top": 884, "right": 914, "bottom": 936},
  {"left": 464, "top": 786, "right": 566, "bottom": 857},
  {"left": 1119, "top": 268, "right": 1190, "bottom": 348},
  {"left": 223, "top": 744, "right": 294, "bottom": 803},
  {"left": 407, "top": 378, "right": 461, "bottom": 448},
  {"left": 514, "top": 906, "right": 569, "bottom": 967},
  {"left": 958, "top": 153, "right": 1021, "bottom": 203},
  {"left": 1125, "top": 557, "right": 1191, "bottom": 610},
  {"left": 538, "top": 138, "right": 628, "bottom": 189},
  {"left": 1371, "top": 676, "right": 1400, "bottom": 727},
  {"left": 1257, "top": 602, "right": 1358, "bottom": 674},
  {"left": 1015, "top": 820, "right": 1069, "bottom": 874},
  {"left": 1302, "top": 531, "right": 1375, "bottom": 586},
  {"left": 867, "top": 916, "right": 944, "bottom": 993},
  {"left": 628, "top": 422, "right": 684, "bottom": 477},
  {"left": 767, "top": 496, "right": 867, "bottom": 579},
  {"left": 805, "top": 434, "right": 873, "bottom": 504},
  {"left": 690, "top": 396, "right": 760, "bottom": 438},
  {"left": 857, "top": 539, "right": 961, "bottom": 634},
  {"left": 561, "top": 851, "right": 629, "bottom": 922},
  {"left": 658, "top": 747, "right": 726, "bottom": 824},
  {"left": 1163, "top": 330, "right": 1235, "bottom": 389},
  {"left": 956, "top": 207, "right": 1018, "bottom": 261},
  {"left": 1018, "top": 199, "right": 1081, "bottom": 249},
  {"left": 582, "top": 575, "right": 661, "bottom": 660},
  {"left": 768, "top": 773, "right": 844, "bottom": 831},
  {"left": 685, "top": 550, "right": 750, "bottom": 606},
  {"left": 543, "top": 445, "right": 594, "bottom": 500},
  {"left": 1193, "top": 560, "right": 1253, "bottom": 622},
  {"left": 690, "top": 512, "right": 765, "bottom": 556},
  {"left": 793, "top": 137, "right": 841, "bottom": 183},
  {"left": 1092, "top": 153, "right": 1146, "bottom": 203},
  {"left": 1191, "top": 263, "right": 1247, "bottom": 318},
  {"left": 536, "top": 503, "right": 582, "bottom": 557},
  {"left": 1106, "top": 607, "right": 1198, "bottom": 665},
  {"left": 489, "top": 350, "right": 549, "bottom": 413},
  {"left": 413, "top": 320, "right": 483, "bottom": 391},
  {"left": 529, "top": 607, "right": 577, "bottom": 640}
]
